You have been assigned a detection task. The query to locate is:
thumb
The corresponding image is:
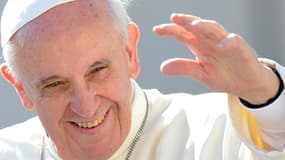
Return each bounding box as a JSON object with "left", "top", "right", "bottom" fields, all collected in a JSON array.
[{"left": 160, "top": 58, "right": 204, "bottom": 79}]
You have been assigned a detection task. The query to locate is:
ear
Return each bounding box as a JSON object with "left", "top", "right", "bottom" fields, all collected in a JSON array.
[
  {"left": 126, "top": 22, "right": 141, "bottom": 79},
  {"left": 0, "top": 63, "right": 34, "bottom": 110}
]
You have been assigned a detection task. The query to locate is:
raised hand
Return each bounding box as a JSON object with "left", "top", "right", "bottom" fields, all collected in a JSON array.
[{"left": 153, "top": 13, "right": 279, "bottom": 104}]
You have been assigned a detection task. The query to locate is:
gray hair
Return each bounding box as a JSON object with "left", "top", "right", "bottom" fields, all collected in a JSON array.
[{"left": 2, "top": 0, "right": 132, "bottom": 80}]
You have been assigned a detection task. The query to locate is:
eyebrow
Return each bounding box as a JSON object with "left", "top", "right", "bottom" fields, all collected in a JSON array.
[
  {"left": 88, "top": 59, "right": 111, "bottom": 69},
  {"left": 85, "top": 58, "right": 111, "bottom": 74}
]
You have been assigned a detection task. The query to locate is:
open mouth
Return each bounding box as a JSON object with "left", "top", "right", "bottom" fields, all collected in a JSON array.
[{"left": 73, "top": 111, "right": 108, "bottom": 129}]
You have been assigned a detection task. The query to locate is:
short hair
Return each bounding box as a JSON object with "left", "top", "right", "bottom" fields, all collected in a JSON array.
[{"left": 1, "top": 0, "right": 132, "bottom": 80}]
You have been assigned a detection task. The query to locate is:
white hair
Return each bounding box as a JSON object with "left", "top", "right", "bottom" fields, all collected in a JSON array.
[
  {"left": 108, "top": 0, "right": 132, "bottom": 42},
  {"left": 2, "top": 0, "right": 132, "bottom": 80}
]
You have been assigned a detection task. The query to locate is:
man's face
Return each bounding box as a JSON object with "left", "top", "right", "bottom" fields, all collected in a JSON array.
[{"left": 11, "top": 1, "right": 139, "bottom": 159}]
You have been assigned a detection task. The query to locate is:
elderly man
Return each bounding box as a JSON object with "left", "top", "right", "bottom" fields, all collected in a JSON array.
[{"left": 0, "top": 0, "right": 284, "bottom": 159}]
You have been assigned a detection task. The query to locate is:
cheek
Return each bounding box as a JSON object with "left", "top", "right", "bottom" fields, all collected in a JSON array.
[
  {"left": 114, "top": 81, "right": 133, "bottom": 127},
  {"left": 100, "top": 65, "right": 132, "bottom": 100},
  {"left": 102, "top": 72, "right": 133, "bottom": 119},
  {"left": 35, "top": 96, "right": 67, "bottom": 131}
]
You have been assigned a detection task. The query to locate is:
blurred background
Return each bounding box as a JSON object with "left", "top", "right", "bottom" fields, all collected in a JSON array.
[{"left": 0, "top": 0, "right": 284, "bottom": 128}]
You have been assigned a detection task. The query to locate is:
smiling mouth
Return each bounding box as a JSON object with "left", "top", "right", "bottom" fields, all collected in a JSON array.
[{"left": 74, "top": 114, "right": 105, "bottom": 129}]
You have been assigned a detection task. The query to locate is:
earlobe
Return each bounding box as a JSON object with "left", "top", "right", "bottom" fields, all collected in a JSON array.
[
  {"left": 0, "top": 63, "right": 34, "bottom": 110},
  {"left": 126, "top": 22, "right": 141, "bottom": 79}
]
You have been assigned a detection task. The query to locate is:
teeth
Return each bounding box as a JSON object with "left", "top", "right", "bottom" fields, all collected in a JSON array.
[{"left": 76, "top": 115, "right": 105, "bottom": 128}]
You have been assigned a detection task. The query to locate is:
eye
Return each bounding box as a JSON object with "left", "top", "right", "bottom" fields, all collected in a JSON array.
[
  {"left": 43, "top": 81, "right": 64, "bottom": 89},
  {"left": 86, "top": 64, "right": 110, "bottom": 82},
  {"left": 89, "top": 65, "right": 107, "bottom": 75}
]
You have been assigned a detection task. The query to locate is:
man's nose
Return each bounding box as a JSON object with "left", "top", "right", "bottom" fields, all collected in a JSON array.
[{"left": 69, "top": 85, "right": 101, "bottom": 118}]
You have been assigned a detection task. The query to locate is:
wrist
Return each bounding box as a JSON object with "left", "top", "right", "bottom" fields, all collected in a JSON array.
[{"left": 239, "top": 67, "right": 284, "bottom": 108}]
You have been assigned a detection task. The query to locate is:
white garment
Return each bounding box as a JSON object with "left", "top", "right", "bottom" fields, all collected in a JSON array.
[{"left": 0, "top": 60, "right": 285, "bottom": 160}]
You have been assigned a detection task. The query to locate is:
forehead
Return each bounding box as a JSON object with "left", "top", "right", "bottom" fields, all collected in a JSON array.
[
  {"left": 16, "top": 0, "right": 111, "bottom": 47},
  {"left": 13, "top": 0, "right": 123, "bottom": 79}
]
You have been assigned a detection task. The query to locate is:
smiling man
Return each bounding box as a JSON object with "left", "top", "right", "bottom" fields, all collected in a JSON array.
[{"left": 0, "top": 0, "right": 285, "bottom": 160}]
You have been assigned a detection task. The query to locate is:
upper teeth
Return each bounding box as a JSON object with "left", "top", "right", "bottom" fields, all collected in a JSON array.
[{"left": 76, "top": 115, "right": 105, "bottom": 128}]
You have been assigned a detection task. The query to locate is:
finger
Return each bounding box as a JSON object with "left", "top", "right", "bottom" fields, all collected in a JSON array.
[
  {"left": 154, "top": 20, "right": 229, "bottom": 56},
  {"left": 217, "top": 33, "right": 252, "bottom": 52},
  {"left": 160, "top": 58, "right": 204, "bottom": 81},
  {"left": 169, "top": 13, "right": 228, "bottom": 43},
  {"left": 216, "top": 33, "right": 258, "bottom": 62},
  {"left": 153, "top": 24, "right": 196, "bottom": 42},
  {"left": 153, "top": 23, "right": 222, "bottom": 57},
  {"left": 153, "top": 13, "right": 200, "bottom": 36},
  {"left": 184, "top": 19, "right": 229, "bottom": 45},
  {"left": 170, "top": 13, "right": 201, "bottom": 25},
  {"left": 153, "top": 24, "right": 216, "bottom": 58}
]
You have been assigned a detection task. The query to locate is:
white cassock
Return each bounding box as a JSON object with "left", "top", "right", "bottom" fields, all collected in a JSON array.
[
  {"left": 1, "top": 1, "right": 285, "bottom": 159},
  {"left": 0, "top": 59, "right": 285, "bottom": 160}
]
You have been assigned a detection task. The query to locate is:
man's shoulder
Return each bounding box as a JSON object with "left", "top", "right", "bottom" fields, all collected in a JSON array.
[
  {"left": 145, "top": 88, "right": 228, "bottom": 115},
  {"left": 0, "top": 116, "right": 44, "bottom": 147},
  {"left": 144, "top": 89, "right": 229, "bottom": 126},
  {"left": 140, "top": 90, "right": 230, "bottom": 158},
  {"left": 0, "top": 117, "right": 44, "bottom": 158},
  {"left": 0, "top": 116, "right": 44, "bottom": 136},
  {"left": 166, "top": 92, "right": 229, "bottom": 125}
]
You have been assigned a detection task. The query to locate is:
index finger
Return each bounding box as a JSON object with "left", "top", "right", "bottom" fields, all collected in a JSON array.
[
  {"left": 170, "top": 13, "right": 201, "bottom": 25},
  {"left": 173, "top": 14, "right": 228, "bottom": 40}
]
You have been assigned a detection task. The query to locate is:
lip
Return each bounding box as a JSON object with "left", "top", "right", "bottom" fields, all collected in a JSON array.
[{"left": 69, "top": 109, "right": 111, "bottom": 135}]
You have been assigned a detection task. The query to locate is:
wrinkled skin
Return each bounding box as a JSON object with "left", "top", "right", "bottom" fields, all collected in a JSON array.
[
  {"left": 1, "top": 0, "right": 140, "bottom": 160},
  {"left": 153, "top": 13, "right": 279, "bottom": 104}
]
